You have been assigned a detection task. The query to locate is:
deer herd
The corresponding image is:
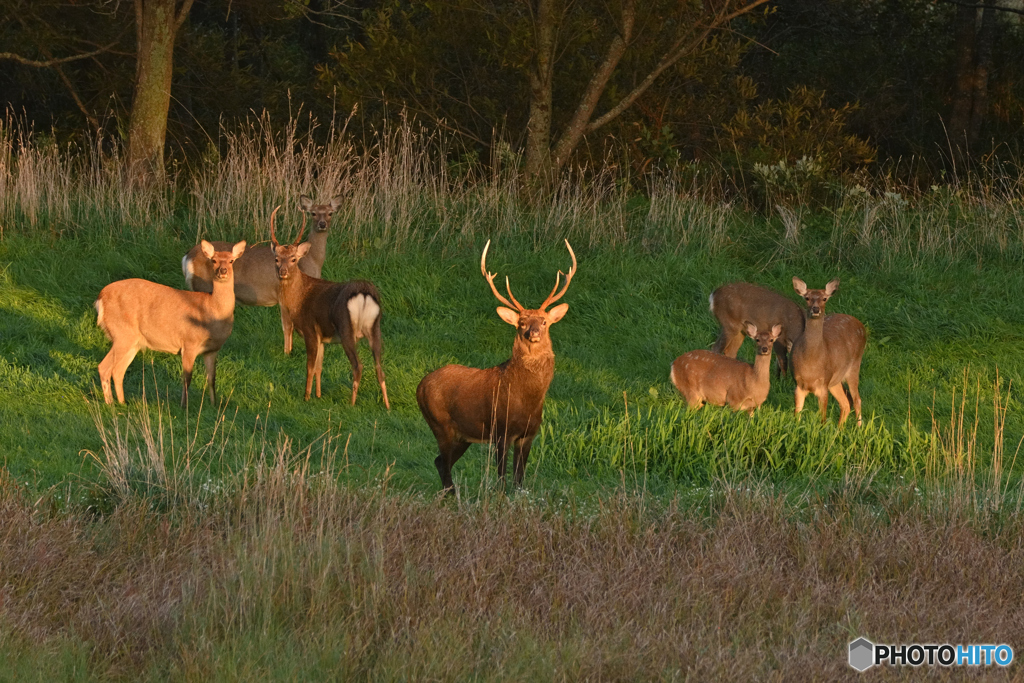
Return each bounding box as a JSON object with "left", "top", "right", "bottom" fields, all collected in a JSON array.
[{"left": 94, "top": 195, "right": 866, "bottom": 494}]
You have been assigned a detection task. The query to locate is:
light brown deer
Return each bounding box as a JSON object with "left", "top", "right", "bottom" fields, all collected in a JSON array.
[
  {"left": 709, "top": 282, "right": 804, "bottom": 377},
  {"left": 790, "top": 277, "right": 866, "bottom": 426},
  {"left": 671, "top": 323, "right": 782, "bottom": 415},
  {"left": 416, "top": 239, "right": 576, "bottom": 494},
  {"left": 181, "top": 195, "right": 342, "bottom": 353},
  {"left": 96, "top": 240, "right": 246, "bottom": 406},
  {"left": 270, "top": 207, "right": 390, "bottom": 409}
]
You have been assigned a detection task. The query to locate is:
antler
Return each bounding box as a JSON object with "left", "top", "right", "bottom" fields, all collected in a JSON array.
[
  {"left": 293, "top": 211, "right": 308, "bottom": 245},
  {"left": 539, "top": 239, "right": 577, "bottom": 310},
  {"left": 269, "top": 205, "right": 282, "bottom": 247},
  {"left": 480, "top": 240, "right": 524, "bottom": 312}
]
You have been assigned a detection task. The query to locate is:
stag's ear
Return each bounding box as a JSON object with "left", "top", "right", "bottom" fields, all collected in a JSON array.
[
  {"left": 296, "top": 242, "right": 312, "bottom": 259},
  {"left": 792, "top": 277, "right": 807, "bottom": 296},
  {"left": 496, "top": 307, "right": 520, "bottom": 326},
  {"left": 231, "top": 241, "right": 247, "bottom": 258},
  {"left": 744, "top": 321, "right": 758, "bottom": 338},
  {"left": 329, "top": 195, "right": 344, "bottom": 212},
  {"left": 201, "top": 240, "right": 215, "bottom": 259},
  {"left": 298, "top": 195, "right": 313, "bottom": 212},
  {"left": 547, "top": 303, "right": 569, "bottom": 324},
  {"left": 825, "top": 278, "right": 840, "bottom": 296}
]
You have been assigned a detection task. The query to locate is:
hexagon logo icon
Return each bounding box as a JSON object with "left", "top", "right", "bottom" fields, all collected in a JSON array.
[{"left": 849, "top": 637, "right": 874, "bottom": 671}]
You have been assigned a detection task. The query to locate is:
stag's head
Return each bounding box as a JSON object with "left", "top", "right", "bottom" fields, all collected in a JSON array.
[
  {"left": 792, "top": 277, "right": 839, "bottom": 319},
  {"left": 270, "top": 205, "right": 311, "bottom": 281},
  {"left": 299, "top": 195, "right": 344, "bottom": 233},
  {"left": 201, "top": 240, "right": 246, "bottom": 282},
  {"left": 480, "top": 239, "right": 576, "bottom": 346}
]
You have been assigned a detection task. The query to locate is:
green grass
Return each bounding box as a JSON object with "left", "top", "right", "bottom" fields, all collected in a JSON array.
[{"left": 2, "top": 208, "right": 1023, "bottom": 502}]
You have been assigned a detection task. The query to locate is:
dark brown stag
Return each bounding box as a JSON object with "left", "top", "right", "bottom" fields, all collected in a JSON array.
[{"left": 417, "top": 240, "right": 577, "bottom": 494}]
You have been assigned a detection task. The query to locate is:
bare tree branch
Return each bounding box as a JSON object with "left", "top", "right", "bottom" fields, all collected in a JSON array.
[
  {"left": 0, "top": 41, "right": 119, "bottom": 68},
  {"left": 939, "top": 0, "right": 1022, "bottom": 18}
]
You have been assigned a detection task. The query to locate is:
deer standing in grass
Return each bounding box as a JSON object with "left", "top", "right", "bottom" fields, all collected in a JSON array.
[
  {"left": 270, "top": 207, "right": 390, "bottom": 409},
  {"left": 709, "top": 282, "right": 804, "bottom": 377},
  {"left": 790, "top": 277, "right": 866, "bottom": 426},
  {"left": 417, "top": 240, "right": 576, "bottom": 494},
  {"left": 182, "top": 195, "right": 343, "bottom": 353},
  {"left": 96, "top": 240, "right": 246, "bottom": 406},
  {"left": 671, "top": 323, "right": 782, "bottom": 415}
]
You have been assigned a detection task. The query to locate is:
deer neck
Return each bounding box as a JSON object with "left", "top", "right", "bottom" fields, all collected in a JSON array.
[
  {"left": 209, "top": 274, "right": 237, "bottom": 317},
  {"left": 802, "top": 312, "right": 826, "bottom": 349},
  {"left": 276, "top": 269, "right": 311, "bottom": 309},
  {"left": 506, "top": 335, "right": 556, "bottom": 384},
  {"left": 752, "top": 351, "right": 772, "bottom": 385},
  {"left": 305, "top": 230, "right": 328, "bottom": 266}
]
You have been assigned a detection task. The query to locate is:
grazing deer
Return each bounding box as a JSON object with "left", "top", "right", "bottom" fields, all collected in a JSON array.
[
  {"left": 709, "top": 282, "right": 804, "bottom": 377},
  {"left": 270, "top": 207, "right": 390, "bottom": 409},
  {"left": 790, "top": 277, "right": 866, "bottom": 426},
  {"left": 96, "top": 241, "right": 246, "bottom": 406},
  {"left": 181, "top": 194, "right": 343, "bottom": 353},
  {"left": 671, "top": 323, "right": 782, "bottom": 415},
  {"left": 416, "top": 239, "right": 576, "bottom": 494}
]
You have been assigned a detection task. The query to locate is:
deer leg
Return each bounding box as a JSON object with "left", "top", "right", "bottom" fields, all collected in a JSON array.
[
  {"left": 303, "top": 335, "right": 318, "bottom": 401},
  {"left": 829, "top": 383, "right": 851, "bottom": 426},
  {"left": 847, "top": 364, "right": 863, "bottom": 427},
  {"left": 512, "top": 436, "right": 535, "bottom": 487},
  {"left": 340, "top": 335, "right": 363, "bottom": 407},
  {"left": 434, "top": 440, "right": 470, "bottom": 495},
  {"left": 314, "top": 341, "right": 325, "bottom": 399},
  {"left": 368, "top": 324, "right": 389, "bottom": 410},
  {"left": 98, "top": 348, "right": 117, "bottom": 404},
  {"left": 794, "top": 385, "right": 808, "bottom": 420},
  {"left": 493, "top": 436, "right": 509, "bottom": 485},
  {"left": 203, "top": 351, "right": 218, "bottom": 404},
  {"left": 717, "top": 328, "right": 744, "bottom": 358},
  {"left": 108, "top": 344, "right": 139, "bottom": 404},
  {"left": 280, "top": 307, "right": 293, "bottom": 355},
  {"left": 773, "top": 340, "right": 789, "bottom": 378},
  {"left": 181, "top": 349, "right": 198, "bottom": 407},
  {"left": 814, "top": 386, "right": 831, "bottom": 424}
]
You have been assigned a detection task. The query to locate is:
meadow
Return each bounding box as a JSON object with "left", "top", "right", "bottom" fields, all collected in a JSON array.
[{"left": 2, "top": 119, "right": 1024, "bottom": 679}]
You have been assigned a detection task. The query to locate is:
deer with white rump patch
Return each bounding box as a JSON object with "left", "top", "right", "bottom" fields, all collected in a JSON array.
[
  {"left": 96, "top": 240, "right": 246, "bottom": 406},
  {"left": 416, "top": 240, "right": 576, "bottom": 494},
  {"left": 671, "top": 323, "right": 782, "bottom": 415},
  {"left": 709, "top": 282, "right": 804, "bottom": 377},
  {"left": 790, "top": 277, "right": 866, "bottom": 426},
  {"left": 182, "top": 195, "right": 343, "bottom": 353},
  {"left": 270, "top": 207, "right": 390, "bottom": 408}
]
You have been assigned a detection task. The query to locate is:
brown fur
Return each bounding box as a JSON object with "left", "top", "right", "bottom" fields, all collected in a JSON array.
[
  {"left": 790, "top": 277, "right": 867, "bottom": 426},
  {"left": 709, "top": 282, "right": 804, "bottom": 377},
  {"left": 96, "top": 240, "right": 246, "bottom": 406},
  {"left": 671, "top": 324, "right": 781, "bottom": 415}
]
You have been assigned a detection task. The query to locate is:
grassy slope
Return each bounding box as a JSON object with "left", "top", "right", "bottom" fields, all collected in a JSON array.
[{"left": 2, "top": 213, "right": 1023, "bottom": 498}]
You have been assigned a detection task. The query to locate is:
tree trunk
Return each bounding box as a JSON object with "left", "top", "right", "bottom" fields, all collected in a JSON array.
[
  {"left": 127, "top": 0, "right": 192, "bottom": 185},
  {"left": 967, "top": 2, "right": 998, "bottom": 148},
  {"left": 948, "top": 1, "right": 999, "bottom": 160},
  {"left": 523, "top": 0, "right": 555, "bottom": 189}
]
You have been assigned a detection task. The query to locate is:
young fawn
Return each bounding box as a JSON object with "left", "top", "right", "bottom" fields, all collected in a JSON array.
[
  {"left": 96, "top": 240, "right": 246, "bottom": 406},
  {"left": 709, "top": 282, "right": 804, "bottom": 377},
  {"left": 182, "top": 195, "right": 342, "bottom": 353},
  {"left": 416, "top": 240, "right": 576, "bottom": 494},
  {"left": 790, "top": 277, "right": 866, "bottom": 426},
  {"left": 270, "top": 207, "right": 390, "bottom": 408},
  {"left": 671, "top": 323, "right": 782, "bottom": 415}
]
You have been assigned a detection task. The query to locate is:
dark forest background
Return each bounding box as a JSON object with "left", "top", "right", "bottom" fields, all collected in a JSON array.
[{"left": 3, "top": 0, "right": 1024, "bottom": 193}]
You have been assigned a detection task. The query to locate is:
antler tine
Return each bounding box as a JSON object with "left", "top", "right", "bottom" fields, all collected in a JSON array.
[
  {"left": 269, "top": 205, "right": 282, "bottom": 247},
  {"left": 504, "top": 276, "right": 526, "bottom": 312},
  {"left": 293, "top": 211, "right": 308, "bottom": 245},
  {"left": 480, "top": 240, "right": 522, "bottom": 311},
  {"left": 540, "top": 239, "right": 577, "bottom": 310}
]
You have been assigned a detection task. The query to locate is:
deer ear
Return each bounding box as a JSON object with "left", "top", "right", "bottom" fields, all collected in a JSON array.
[
  {"left": 296, "top": 242, "right": 312, "bottom": 258},
  {"left": 771, "top": 324, "right": 782, "bottom": 338},
  {"left": 298, "top": 195, "right": 313, "bottom": 211},
  {"left": 231, "top": 241, "right": 247, "bottom": 258},
  {"left": 496, "top": 307, "right": 519, "bottom": 326},
  {"left": 329, "top": 195, "right": 344, "bottom": 212},
  {"left": 547, "top": 303, "right": 569, "bottom": 324},
  {"left": 744, "top": 322, "right": 758, "bottom": 338},
  {"left": 792, "top": 277, "right": 807, "bottom": 296},
  {"left": 201, "top": 240, "right": 215, "bottom": 259},
  {"left": 825, "top": 278, "right": 840, "bottom": 296}
]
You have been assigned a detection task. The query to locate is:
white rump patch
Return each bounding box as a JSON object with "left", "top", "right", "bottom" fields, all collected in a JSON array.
[
  {"left": 182, "top": 254, "right": 195, "bottom": 290},
  {"left": 94, "top": 299, "right": 104, "bottom": 327},
  {"left": 708, "top": 292, "right": 715, "bottom": 313},
  {"left": 347, "top": 294, "right": 380, "bottom": 340}
]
